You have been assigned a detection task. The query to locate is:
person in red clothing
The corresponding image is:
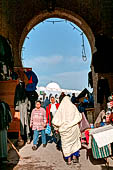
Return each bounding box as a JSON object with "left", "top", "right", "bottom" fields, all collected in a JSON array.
[
  {"left": 46, "top": 96, "right": 61, "bottom": 150},
  {"left": 46, "top": 96, "right": 59, "bottom": 125}
]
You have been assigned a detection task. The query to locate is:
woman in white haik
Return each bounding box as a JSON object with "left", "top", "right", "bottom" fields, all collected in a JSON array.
[{"left": 52, "top": 96, "right": 82, "bottom": 165}]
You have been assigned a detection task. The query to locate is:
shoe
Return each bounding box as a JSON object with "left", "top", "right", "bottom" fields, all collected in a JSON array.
[
  {"left": 73, "top": 157, "right": 79, "bottom": 164},
  {"left": 27, "top": 139, "right": 31, "bottom": 144},
  {"left": 56, "top": 146, "right": 61, "bottom": 151},
  {"left": 32, "top": 145, "right": 37, "bottom": 150},
  {"left": 43, "top": 144, "right": 46, "bottom": 147}
]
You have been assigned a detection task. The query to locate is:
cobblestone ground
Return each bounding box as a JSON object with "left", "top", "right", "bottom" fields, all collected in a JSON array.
[{"left": 1, "top": 139, "right": 113, "bottom": 170}]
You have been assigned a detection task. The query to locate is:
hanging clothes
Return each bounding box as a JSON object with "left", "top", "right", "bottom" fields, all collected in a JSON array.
[
  {"left": 17, "top": 98, "right": 31, "bottom": 137},
  {"left": 16, "top": 69, "right": 29, "bottom": 86},
  {"left": 0, "top": 35, "right": 14, "bottom": 69},
  {"left": 14, "top": 81, "right": 26, "bottom": 109},
  {"left": 25, "top": 70, "right": 38, "bottom": 91},
  {"left": 25, "top": 90, "right": 38, "bottom": 112},
  {"left": 97, "top": 78, "right": 110, "bottom": 104},
  {"left": 0, "top": 101, "right": 12, "bottom": 159},
  {"left": 14, "top": 82, "right": 31, "bottom": 138},
  {"left": 88, "top": 71, "right": 93, "bottom": 88}
]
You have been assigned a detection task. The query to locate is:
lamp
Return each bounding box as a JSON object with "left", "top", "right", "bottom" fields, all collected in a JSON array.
[
  {"left": 45, "top": 0, "right": 56, "bottom": 12},
  {"left": 81, "top": 33, "right": 87, "bottom": 61},
  {"left": 82, "top": 55, "right": 87, "bottom": 61}
]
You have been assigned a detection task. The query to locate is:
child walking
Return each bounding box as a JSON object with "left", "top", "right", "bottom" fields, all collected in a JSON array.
[{"left": 30, "top": 100, "right": 46, "bottom": 150}]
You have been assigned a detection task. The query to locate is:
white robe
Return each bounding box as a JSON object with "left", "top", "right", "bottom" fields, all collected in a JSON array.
[{"left": 52, "top": 96, "right": 82, "bottom": 157}]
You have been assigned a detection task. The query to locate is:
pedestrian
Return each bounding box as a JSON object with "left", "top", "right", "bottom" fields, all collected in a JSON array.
[
  {"left": 0, "top": 100, "right": 12, "bottom": 163},
  {"left": 46, "top": 96, "right": 61, "bottom": 150},
  {"left": 71, "top": 93, "right": 76, "bottom": 104},
  {"left": 43, "top": 96, "right": 50, "bottom": 109},
  {"left": 59, "top": 92, "right": 65, "bottom": 103},
  {"left": 52, "top": 96, "right": 82, "bottom": 165},
  {"left": 30, "top": 100, "right": 47, "bottom": 150}
]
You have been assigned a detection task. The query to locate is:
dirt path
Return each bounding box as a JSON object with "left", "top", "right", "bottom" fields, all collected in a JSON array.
[{"left": 1, "top": 140, "right": 111, "bottom": 170}]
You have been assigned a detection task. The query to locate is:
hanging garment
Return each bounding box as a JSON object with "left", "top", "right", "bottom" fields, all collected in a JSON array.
[
  {"left": 94, "top": 110, "right": 106, "bottom": 127},
  {"left": 16, "top": 69, "right": 29, "bottom": 86},
  {"left": 97, "top": 79, "right": 110, "bottom": 104},
  {"left": 0, "top": 101, "right": 12, "bottom": 130},
  {"left": 25, "top": 70, "right": 38, "bottom": 91},
  {"left": 88, "top": 71, "right": 93, "bottom": 88},
  {"left": 79, "top": 112, "right": 90, "bottom": 132},
  {"left": 17, "top": 98, "right": 31, "bottom": 136},
  {"left": 0, "top": 101, "right": 12, "bottom": 159},
  {"left": 25, "top": 90, "right": 38, "bottom": 111},
  {"left": 14, "top": 82, "right": 26, "bottom": 109},
  {"left": 0, "top": 129, "right": 7, "bottom": 158},
  {"left": 0, "top": 35, "right": 14, "bottom": 69}
]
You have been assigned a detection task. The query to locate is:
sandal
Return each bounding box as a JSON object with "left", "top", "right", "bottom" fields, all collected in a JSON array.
[
  {"left": 67, "top": 157, "right": 71, "bottom": 165},
  {"left": 67, "top": 161, "right": 71, "bottom": 165}
]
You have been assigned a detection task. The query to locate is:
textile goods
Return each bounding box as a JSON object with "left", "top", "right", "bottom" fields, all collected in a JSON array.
[
  {"left": 92, "top": 138, "right": 111, "bottom": 159},
  {"left": 97, "top": 79, "right": 110, "bottom": 104},
  {"left": 25, "top": 70, "right": 38, "bottom": 91},
  {"left": 0, "top": 129, "right": 7, "bottom": 158},
  {"left": 14, "top": 82, "right": 26, "bottom": 108},
  {"left": 0, "top": 35, "right": 14, "bottom": 69},
  {"left": 15, "top": 98, "right": 31, "bottom": 136},
  {"left": 52, "top": 96, "right": 82, "bottom": 157},
  {"left": 26, "top": 90, "right": 38, "bottom": 111},
  {"left": 88, "top": 125, "right": 113, "bottom": 149},
  {"left": 93, "top": 128, "right": 113, "bottom": 148},
  {"left": 94, "top": 110, "right": 106, "bottom": 127},
  {"left": 79, "top": 112, "right": 90, "bottom": 132},
  {"left": 0, "top": 101, "right": 12, "bottom": 130}
]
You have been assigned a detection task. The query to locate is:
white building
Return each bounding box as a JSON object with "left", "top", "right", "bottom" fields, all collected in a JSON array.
[{"left": 36, "top": 82, "right": 81, "bottom": 100}]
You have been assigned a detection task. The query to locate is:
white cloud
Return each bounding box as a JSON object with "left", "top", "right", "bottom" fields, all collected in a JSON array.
[
  {"left": 68, "top": 56, "right": 81, "bottom": 64},
  {"left": 23, "top": 55, "right": 63, "bottom": 67},
  {"left": 38, "top": 70, "right": 89, "bottom": 91}
]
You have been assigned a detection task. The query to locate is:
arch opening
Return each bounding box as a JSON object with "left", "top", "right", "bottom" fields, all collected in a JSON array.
[
  {"left": 22, "top": 16, "right": 92, "bottom": 92},
  {"left": 19, "top": 9, "right": 95, "bottom": 60}
]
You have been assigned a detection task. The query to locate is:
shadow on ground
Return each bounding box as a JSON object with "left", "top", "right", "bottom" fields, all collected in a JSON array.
[{"left": 101, "top": 166, "right": 113, "bottom": 170}]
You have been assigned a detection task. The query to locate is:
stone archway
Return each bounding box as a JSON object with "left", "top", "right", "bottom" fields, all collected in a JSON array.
[
  {"left": 19, "top": 8, "right": 95, "bottom": 64},
  {"left": 19, "top": 8, "right": 99, "bottom": 121}
]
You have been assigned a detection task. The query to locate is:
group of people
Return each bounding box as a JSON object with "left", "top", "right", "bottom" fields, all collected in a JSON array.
[
  {"left": 30, "top": 94, "right": 83, "bottom": 165},
  {"left": 0, "top": 90, "right": 86, "bottom": 165}
]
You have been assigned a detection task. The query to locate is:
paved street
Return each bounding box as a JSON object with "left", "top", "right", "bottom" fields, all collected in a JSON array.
[{"left": 1, "top": 138, "right": 113, "bottom": 170}]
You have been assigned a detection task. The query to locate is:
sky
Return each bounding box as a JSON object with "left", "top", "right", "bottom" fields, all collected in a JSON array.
[{"left": 22, "top": 18, "right": 92, "bottom": 92}]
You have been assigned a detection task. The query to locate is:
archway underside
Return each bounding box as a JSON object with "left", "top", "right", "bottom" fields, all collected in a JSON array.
[{"left": 19, "top": 8, "right": 95, "bottom": 63}]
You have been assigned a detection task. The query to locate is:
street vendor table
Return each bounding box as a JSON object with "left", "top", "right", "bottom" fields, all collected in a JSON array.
[{"left": 87, "top": 124, "right": 113, "bottom": 168}]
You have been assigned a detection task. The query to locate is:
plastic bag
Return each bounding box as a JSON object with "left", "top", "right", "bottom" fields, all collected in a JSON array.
[{"left": 45, "top": 123, "right": 51, "bottom": 135}]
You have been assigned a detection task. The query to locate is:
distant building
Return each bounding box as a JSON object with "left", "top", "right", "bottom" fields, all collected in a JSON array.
[{"left": 36, "top": 82, "right": 81, "bottom": 101}]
